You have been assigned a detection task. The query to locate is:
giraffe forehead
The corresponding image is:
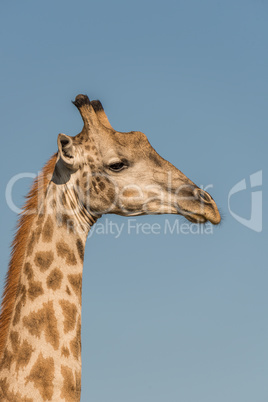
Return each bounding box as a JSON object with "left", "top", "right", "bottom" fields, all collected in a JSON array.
[
  {"left": 74, "top": 128, "right": 148, "bottom": 150},
  {"left": 113, "top": 130, "right": 148, "bottom": 147},
  {"left": 99, "top": 132, "right": 151, "bottom": 162}
]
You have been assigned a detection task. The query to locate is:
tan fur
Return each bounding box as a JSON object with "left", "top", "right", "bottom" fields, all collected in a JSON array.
[
  {"left": 0, "top": 154, "right": 57, "bottom": 359},
  {"left": 0, "top": 95, "right": 221, "bottom": 400},
  {"left": 25, "top": 353, "right": 55, "bottom": 400}
]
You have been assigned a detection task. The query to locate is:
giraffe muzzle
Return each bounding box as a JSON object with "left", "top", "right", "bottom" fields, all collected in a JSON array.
[{"left": 175, "top": 185, "right": 221, "bottom": 225}]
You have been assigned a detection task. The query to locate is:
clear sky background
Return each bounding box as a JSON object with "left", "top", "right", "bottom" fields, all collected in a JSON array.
[{"left": 0, "top": 1, "right": 267, "bottom": 401}]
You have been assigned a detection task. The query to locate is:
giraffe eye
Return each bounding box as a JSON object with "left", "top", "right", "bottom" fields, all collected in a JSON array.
[{"left": 109, "top": 162, "right": 126, "bottom": 172}]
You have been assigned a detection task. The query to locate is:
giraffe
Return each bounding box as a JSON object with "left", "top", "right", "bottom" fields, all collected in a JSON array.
[{"left": 0, "top": 94, "right": 221, "bottom": 401}]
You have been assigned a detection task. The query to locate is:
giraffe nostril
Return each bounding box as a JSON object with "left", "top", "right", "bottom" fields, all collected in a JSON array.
[{"left": 195, "top": 189, "right": 211, "bottom": 202}]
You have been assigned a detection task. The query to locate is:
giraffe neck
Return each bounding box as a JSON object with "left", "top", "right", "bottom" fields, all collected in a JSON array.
[{"left": 0, "top": 174, "right": 97, "bottom": 401}]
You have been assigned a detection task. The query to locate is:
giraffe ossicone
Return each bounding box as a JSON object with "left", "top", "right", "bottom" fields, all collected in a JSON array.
[{"left": 0, "top": 94, "right": 221, "bottom": 401}]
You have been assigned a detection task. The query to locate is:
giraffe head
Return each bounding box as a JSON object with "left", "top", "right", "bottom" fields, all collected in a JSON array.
[{"left": 53, "top": 94, "right": 221, "bottom": 226}]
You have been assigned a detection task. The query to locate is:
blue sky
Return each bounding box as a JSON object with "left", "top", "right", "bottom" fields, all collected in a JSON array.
[{"left": 0, "top": 1, "right": 267, "bottom": 401}]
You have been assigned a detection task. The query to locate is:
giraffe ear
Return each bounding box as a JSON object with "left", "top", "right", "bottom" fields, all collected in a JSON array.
[{"left": 57, "top": 133, "right": 77, "bottom": 169}]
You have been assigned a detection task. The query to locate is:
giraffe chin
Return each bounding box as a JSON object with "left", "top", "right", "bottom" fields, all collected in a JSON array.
[
  {"left": 184, "top": 214, "right": 207, "bottom": 224},
  {"left": 184, "top": 212, "right": 221, "bottom": 225}
]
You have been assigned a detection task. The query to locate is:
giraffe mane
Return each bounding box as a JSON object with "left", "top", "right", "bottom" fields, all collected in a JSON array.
[{"left": 0, "top": 154, "right": 57, "bottom": 358}]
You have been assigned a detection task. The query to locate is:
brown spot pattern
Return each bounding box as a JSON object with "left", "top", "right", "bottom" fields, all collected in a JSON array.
[
  {"left": 76, "top": 238, "right": 84, "bottom": 262},
  {"left": 12, "top": 285, "right": 26, "bottom": 326},
  {"left": 34, "top": 251, "right": 54, "bottom": 272},
  {"left": 27, "top": 227, "right": 42, "bottom": 257},
  {"left": 99, "top": 181, "right": 106, "bottom": 191},
  {"left": 42, "top": 216, "right": 54, "bottom": 243},
  {"left": 0, "top": 378, "right": 33, "bottom": 402},
  {"left": 62, "top": 214, "right": 76, "bottom": 234},
  {"left": 57, "top": 213, "right": 75, "bottom": 233},
  {"left": 61, "top": 346, "right": 70, "bottom": 358},
  {"left": 59, "top": 300, "right": 78, "bottom": 333},
  {"left": 70, "top": 316, "right": 81, "bottom": 360},
  {"left": 10, "top": 330, "right": 20, "bottom": 353},
  {"left": 50, "top": 199, "right": 56, "bottom": 209},
  {"left": 26, "top": 353, "right": 54, "bottom": 400},
  {"left": 56, "top": 241, "right": 77, "bottom": 265},
  {"left": 36, "top": 210, "right": 45, "bottom": 226},
  {"left": 0, "top": 154, "right": 57, "bottom": 359},
  {"left": 28, "top": 280, "right": 44, "bottom": 300},
  {"left": 27, "top": 232, "right": 35, "bottom": 257},
  {"left": 8, "top": 331, "right": 34, "bottom": 372},
  {"left": 60, "top": 191, "right": 67, "bottom": 207},
  {"left": 0, "top": 349, "right": 13, "bottom": 370},
  {"left": 92, "top": 180, "right": 99, "bottom": 194},
  {"left": 16, "top": 340, "right": 34, "bottom": 371},
  {"left": 23, "top": 301, "right": 59, "bottom": 350},
  {"left": 107, "top": 187, "right": 116, "bottom": 202},
  {"left": 46, "top": 268, "right": 63, "bottom": 291},
  {"left": 24, "top": 262, "right": 33, "bottom": 281},
  {"left": 68, "top": 274, "right": 82, "bottom": 304},
  {"left": 61, "top": 365, "right": 81, "bottom": 402}
]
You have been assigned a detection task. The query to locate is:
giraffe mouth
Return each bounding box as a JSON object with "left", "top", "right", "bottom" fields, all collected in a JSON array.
[
  {"left": 183, "top": 212, "right": 207, "bottom": 224},
  {"left": 182, "top": 209, "right": 221, "bottom": 225}
]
